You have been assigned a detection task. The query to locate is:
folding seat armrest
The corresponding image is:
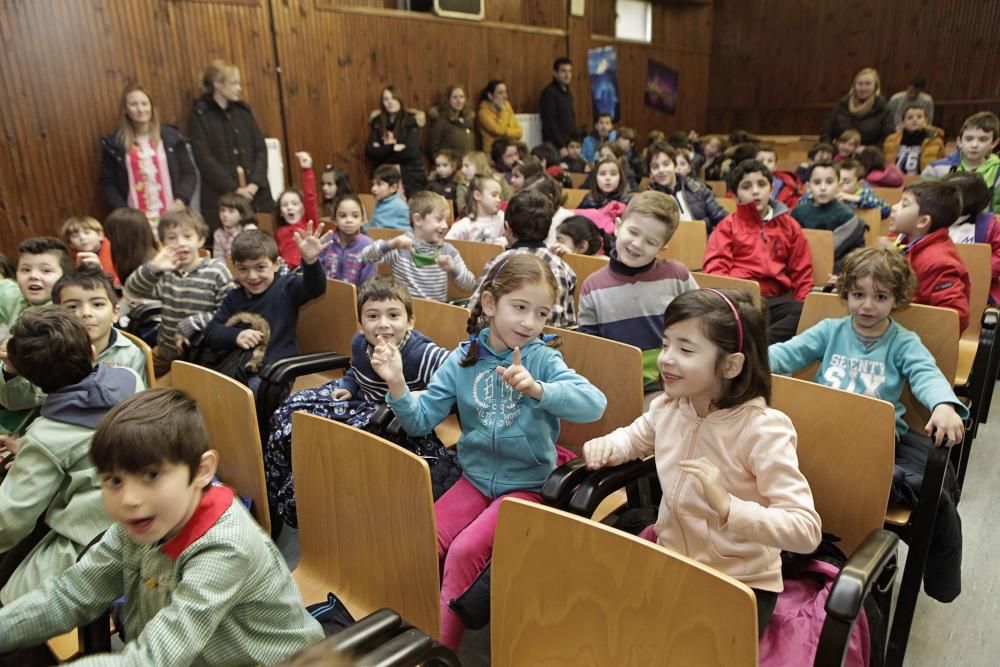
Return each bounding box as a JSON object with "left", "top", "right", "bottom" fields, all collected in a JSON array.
[
  {"left": 567, "top": 457, "right": 657, "bottom": 517},
  {"left": 356, "top": 627, "right": 439, "bottom": 666},
  {"left": 983, "top": 306, "right": 998, "bottom": 329},
  {"left": 327, "top": 608, "right": 403, "bottom": 655},
  {"left": 259, "top": 352, "right": 351, "bottom": 386},
  {"left": 541, "top": 457, "right": 591, "bottom": 508}
]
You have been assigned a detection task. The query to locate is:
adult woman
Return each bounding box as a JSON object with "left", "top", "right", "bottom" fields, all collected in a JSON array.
[
  {"left": 427, "top": 85, "right": 475, "bottom": 158},
  {"left": 476, "top": 79, "right": 523, "bottom": 155},
  {"left": 820, "top": 67, "right": 894, "bottom": 147},
  {"left": 99, "top": 83, "right": 196, "bottom": 224},
  {"left": 189, "top": 60, "right": 274, "bottom": 236},
  {"left": 365, "top": 85, "right": 427, "bottom": 196}
]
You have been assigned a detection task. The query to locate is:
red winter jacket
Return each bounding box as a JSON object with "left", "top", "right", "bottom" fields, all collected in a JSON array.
[
  {"left": 704, "top": 201, "right": 814, "bottom": 300},
  {"left": 274, "top": 166, "right": 319, "bottom": 269},
  {"left": 905, "top": 228, "right": 971, "bottom": 332},
  {"left": 772, "top": 171, "right": 802, "bottom": 210}
]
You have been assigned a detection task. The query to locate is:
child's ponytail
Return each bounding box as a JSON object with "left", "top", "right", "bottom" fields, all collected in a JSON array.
[{"left": 465, "top": 175, "right": 489, "bottom": 221}]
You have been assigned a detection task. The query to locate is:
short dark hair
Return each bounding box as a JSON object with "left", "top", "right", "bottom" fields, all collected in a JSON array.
[
  {"left": 372, "top": 164, "right": 401, "bottom": 185},
  {"left": 667, "top": 132, "right": 690, "bottom": 150},
  {"left": 617, "top": 126, "right": 636, "bottom": 143},
  {"left": 530, "top": 142, "right": 560, "bottom": 168},
  {"left": 157, "top": 208, "right": 208, "bottom": 243},
  {"left": 553, "top": 57, "right": 572, "bottom": 70},
  {"left": 646, "top": 141, "right": 677, "bottom": 172},
  {"left": 904, "top": 180, "right": 962, "bottom": 231},
  {"left": 18, "top": 237, "right": 71, "bottom": 275},
  {"left": 217, "top": 192, "right": 256, "bottom": 226},
  {"left": 808, "top": 142, "right": 835, "bottom": 159},
  {"left": 434, "top": 148, "right": 461, "bottom": 167},
  {"left": 91, "top": 388, "right": 209, "bottom": 481},
  {"left": 491, "top": 137, "right": 519, "bottom": 169},
  {"left": 856, "top": 147, "right": 886, "bottom": 174},
  {"left": 662, "top": 289, "right": 771, "bottom": 408},
  {"left": 356, "top": 275, "right": 413, "bottom": 320},
  {"left": 52, "top": 264, "right": 117, "bottom": 306},
  {"left": 7, "top": 307, "right": 93, "bottom": 393},
  {"left": 232, "top": 229, "right": 279, "bottom": 263},
  {"left": 595, "top": 113, "right": 613, "bottom": 124},
  {"left": 727, "top": 159, "right": 772, "bottom": 193},
  {"left": 807, "top": 160, "right": 842, "bottom": 181},
  {"left": 505, "top": 189, "right": 553, "bottom": 242},
  {"left": 910, "top": 76, "right": 926, "bottom": 90},
  {"left": 557, "top": 216, "right": 607, "bottom": 255},
  {"left": 960, "top": 111, "right": 999, "bottom": 140},
  {"left": 942, "top": 171, "right": 991, "bottom": 217},
  {"left": 0, "top": 253, "right": 13, "bottom": 280},
  {"left": 838, "top": 158, "right": 865, "bottom": 179},
  {"left": 902, "top": 103, "right": 927, "bottom": 118},
  {"left": 755, "top": 143, "right": 777, "bottom": 157},
  {"left": 525, "top": 173, "right": 566, "bottom": 209}
]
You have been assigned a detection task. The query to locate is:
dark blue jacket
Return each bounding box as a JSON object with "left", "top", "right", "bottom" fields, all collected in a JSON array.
[{"left": 649, "top": 176, "right": 729, "bottom": 232}]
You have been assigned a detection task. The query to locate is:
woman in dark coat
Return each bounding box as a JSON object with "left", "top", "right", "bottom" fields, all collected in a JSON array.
[
  {"left": 99, "top": 82, "right": 196, "bottom": 222},
  {"left": 189, "top": 60, "right": 274, "bottom": 237},
  {"left": 820, "top": 67, "right": 894, "bottom": 147},
  {"left": 365, "top": 85, "right": 427, "bottom": 196},
  {"left": 426, "top": 85, "right": 475, "bottom": 158}
]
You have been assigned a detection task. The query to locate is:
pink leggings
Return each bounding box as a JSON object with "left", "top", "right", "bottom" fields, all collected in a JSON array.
[{"left": 434, "top": 476, "right": 542, "bottom": 650}]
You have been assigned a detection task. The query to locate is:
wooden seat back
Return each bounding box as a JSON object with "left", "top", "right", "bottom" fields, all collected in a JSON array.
[
  {"left": 297, "top": 279, "right": 358, "bottom": 355},
  {"left": 953, "top": 242, "right": 990, "bottom": 384},
  {"left": 691, "top": 272, "right": 762, "bottom": 306},
  {"left": 872, "top": 187, "right": 903, "bottom": 205},
  {"left": 716, "top": 196, "right": 737, "bottom": 214},
  {"left": 707, "top": 180, "right": 727, "bottom": 197},
  {"left": 446, "top": 238, "right": 504, "bottom": 299},
  {"left": 802, "top": 228, "right": 834, "bottom": 284},
  {"left": 659, "top": 219, "right": 707, "bottom": 270},
  {"left": 857, "top": 207, "right": 882, "bottom": 247},
  {"left": 564, "top": 188, "right": 589, "bottom": 209},
  {"left": 358, "top": 193, "right": 376, "bottom": 220},
  {"left": 569, "top": 172, "right": 587, "bottom": 189},
  {"left": 119, "top": 329, "right": 156, "bottom": 389},
  {"left": 367, "top": 227, "right": 403, "bottom": 243},
  {"left": 411, "top": 297, "right": 470, "bottom": 351}
]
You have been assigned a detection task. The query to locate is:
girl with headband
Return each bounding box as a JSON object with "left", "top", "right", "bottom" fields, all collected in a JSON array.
[{"left": 583, "top": 287, "right": 821, "bottom": 636}]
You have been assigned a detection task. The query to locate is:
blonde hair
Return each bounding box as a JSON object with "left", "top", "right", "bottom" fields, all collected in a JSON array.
[
  {"left": 116, "top": 83, "right": 161, "bottom": 148},
  {"left": 848, "top": 68, "right": 882, "bottom": 101},
  {"left": 622, "top": 191, "right": 680, "bottom": 240},
  {"left": 202, "top": 60, "right": 240, "bottom": 94},
  {"left": 462, "top": 151, "right": 494, "bottom": 180},
  {"left": 837, "top": 247, "right": 916, "bottom": 307},
  {"left": 60, "top": 216, "right": 103, "bottom": 241},
  {"left": 408, "top": 191, "right": 449, "bottom": 219}
]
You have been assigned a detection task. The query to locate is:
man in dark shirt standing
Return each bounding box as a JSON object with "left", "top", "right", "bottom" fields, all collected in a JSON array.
[{"left": 540, "top": 57, "right": 576, "bottom": 156}]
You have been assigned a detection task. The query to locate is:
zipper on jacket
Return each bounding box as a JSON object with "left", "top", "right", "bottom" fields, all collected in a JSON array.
[{"left": 671, "top": 417, "right": 703, "bottom": 555}]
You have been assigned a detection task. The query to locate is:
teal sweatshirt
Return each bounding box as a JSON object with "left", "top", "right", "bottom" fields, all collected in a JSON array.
[
  {"left": 768, "top": 316, "right": 967, "bottom": 437},
  {"left": 386, "top": 329, "right": 607, "bottom": 497}
]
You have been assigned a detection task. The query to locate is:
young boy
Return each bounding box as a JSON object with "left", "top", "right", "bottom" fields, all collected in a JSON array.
[
  {"left": 704, "top": 160, "right": 813, "bottom": 343},
  {"left": 52, "top": 265, "right": 148, "bottom": 384},
  {"left": 367, "top": 164, "right": 410, "bottom": 231},
  {"left": 756, "top": 144, "right": 801, "bottom": 209},
  {"left": 470, "top": 189, "right": 578, "bottom": 328},
  {"left": 889, "top": 180, "right": 970, "bottom": 331},
  {"left": 578, "top": 191, "right": 699, "bottom": 386},
  {"left": 796, "top": 142, "right": 835, "bottom": 183},
  {"left": 427, "top": 148, "right": 461, "bottom": 215},
  {"left": 835, "top": 129, "right": 861, "bottom": 161},
  {"left": 266, "top": 275, "right": 452, "bottom": 527},
  {"left": 923, "top": 111, "right": 1000, "bottom": 214},
  {"left": 361, "top": 191, "right": 476, "bottom": 302},
  {"left": 581, "top": 113, "right": 616, "bottom": 164},
  {"left": 203, "top": 227, "right": 329, "bottom": 388},
  {"left": 943, "top": 171, "right": 1000, "bottom": 304},
  {"left": 883, "top": 104, "right": 945, "bottom": 176},
  {"left": 125, "top": 208, "right": 234, "bottom": 377},
  {"left": 615, "top": 126, "right": 647, "bottom": 178},
  {"left": 60, "top": 215, "right": 118, "bottom": 283},
  {"left": 0, "top": 388, "right": 324, "bottom": 663},
  {"left": 560, "top": 134, "right": 589, "bottom": 174},
  {"left": 531, "top": 142, "right": 574, "bottom": 190},
  {"left": 838, "top": 158, "right": 892, "bottom": 218},
  {"left": 0, "top": 308, "right": 141, "bottom": 604},
  {"left": 792, "top": 161, "right": 858, "bottom": 230}
]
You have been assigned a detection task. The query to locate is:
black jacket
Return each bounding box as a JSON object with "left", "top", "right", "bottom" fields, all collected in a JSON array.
[
  {"left": 820, "top": 95, "right": 895, "bottom": 146},
  {"left": 189, "top": 94, "right": 274, "bottom": 221},
  {"left": 539, "top": 78, "right": 576, "bottom": 149},
  {"left": 99, "top": 124, "right": 197, "bottom": 210},
  {"left": 426, "top": 107, "right": 475, "bottom": 158},
  {"left": 366, "top": 111, "right": 427, "bottom": 196},
  {"left": 649, "top": 176, "right": 729, "bottom": 233}
]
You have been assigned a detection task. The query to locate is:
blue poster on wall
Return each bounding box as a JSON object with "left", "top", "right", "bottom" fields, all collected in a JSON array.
[{"left": 587, "top": 46, "right": 620, "bottom": 123}]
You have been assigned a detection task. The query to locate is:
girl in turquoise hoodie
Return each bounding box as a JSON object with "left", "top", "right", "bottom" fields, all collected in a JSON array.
[{"left": 371, "top": 254, "right": 607, "bottom": 649}]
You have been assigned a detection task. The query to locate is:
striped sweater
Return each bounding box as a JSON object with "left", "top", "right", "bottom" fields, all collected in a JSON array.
[
  {"left": 125, "top": 258, "right": 234, "bottom": 359},
  {"left": 578, "top": 254, "right": 698, "bottom": 383},
  {"left": 335, "top": 330, "right": 450, "bottom": 402},
  {"left": 360, "top": 235, "right": 476, "bottom": 302}
]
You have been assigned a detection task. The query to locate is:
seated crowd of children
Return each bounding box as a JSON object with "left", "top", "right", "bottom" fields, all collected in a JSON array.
[{"left": 0, "top": 104, "right": 997, "bottom": 663}]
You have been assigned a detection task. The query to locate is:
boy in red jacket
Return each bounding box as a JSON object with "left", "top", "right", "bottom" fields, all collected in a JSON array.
[
  {"left": 704, "top": 159, "right": 814, "bottom": 342},
  {"left": 888, "top": 180, "right": 970, "bottom": 331}
]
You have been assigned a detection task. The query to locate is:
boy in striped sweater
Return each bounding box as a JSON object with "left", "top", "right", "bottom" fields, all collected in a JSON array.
[
  {"left": 125, "top": 208, "right": 234, "bottom": 377},
  {"left": 578, "top": 191, "right": 699, "bottom": 388},
  {"left": 360, "top": 191, "right": 477, "bottom": 302}
]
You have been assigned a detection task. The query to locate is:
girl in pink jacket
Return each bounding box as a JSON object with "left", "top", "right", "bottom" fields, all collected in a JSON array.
[{"left": 583, "top": 288, "right": 821, "bottom": 635}]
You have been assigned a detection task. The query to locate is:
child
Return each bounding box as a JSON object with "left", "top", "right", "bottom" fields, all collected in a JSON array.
[
  {"left": 125, "top": 208, "right": 233, "bottom": 377},
  {"left": 427, "top": 148, "right": 461, "bottom": 214},
  {"left": 704, "top": 160, "right": 813, "bottom": 343},
  {"left": 60, "top": 216, "right": 118, "bottom": 284},
  {"left": 320, "top": 163, "right": 353, "bottom": 216},
  {"left": 578, "top": 157, "right": 631, "bottom": 210},
  {"left": 367, "top": 164, "right": 411, "bottom": 231},
  {"left": 530, "top": 142, "right": 574, "bottom": 190},
  {"left": 203, "top": 227, "right": 329, "bottom": 389},
  {"left": 837, "top": 158, "right": 892, "bottom": 218},
  {"left": 889, "top": 180, "right": 970, "bottom": 331},
  {"left": 943, "top": 171, "right": 1000, "bottom": 303},
  {"left": 318, "top": 193, "right": 376, "bottom": 285},
  {"left": 213, "top": 192, "right": 257, "bottom": 261},
  {"left": 615, "top": 126, "right": 647, "bottom": 178},
  {"left": 858, "top": 147, "right": 904, "bottom": 188},
  {"left": 528, "top": 174, "right": 576, "bottom": 246},
  {"left": 835, "top": 129, "right": 861, "bottom": 161},
  {"left": 456, "top": 151, "right": 510, "bottom": 216},
  {"left": 646, "top": 142, "right": 728, "bottom": 232},
  {"left": 52, "top": 266, "right": 148, "bottom": 383},
  {"left": 551, "top": 215, "right": 609, "bottom": 256},
  {"left": 265, "top": 275, "right": 452, "bottom": 527},
  {"left": 0, "top": 388, "right": 324, "bottom": 663},
  {"left": 923, "top": 111, "right": 1000, "bottom": 214},
  {"left": 792, "top": 161, "right": 858, "bottom": 230},
  {"left": 769, "top": 247, "right": 965, "bottom": 602},
  {"left": 510, "top": 157, "right": 544, "bottom": 192},
  {"left": 560, "top": 134, "right": 589, "bottom": 174},
  {"left": 0, "top": 308, "right": 141, "bottom": 604},
  {"left": 275, "top": 151, "right": 319, "bottom": 268},
  {"left": 361, "top": 191, "right": 477, "bottom": 302},
  {"left": 883, "top": 104, "right": 945, "bottom": 175},
  {"left": 796, "top": 142, "right": 835, "bottom": 183},
  {"left": 582, "top": 113, "right": 616, "bottom": 163},
  {"left": 578, "top": 192, "right": 699, "bottom": 386},
  {"left": 584, "top": 143, "right": 639, "bottom": 192},
  {"left": 446, "top": 175, "right": 506, "bottom": 245},
  {"left": 471, "top": 190, "right": 578, "bottom": 328},
  {"left": 584, "top": 288, "right": 821, "bottom": 634},
  {"left": 701, "top": 135, "right": 727, "bottom": 181},
  {"left": 370, "top": 254, "right": 607, "bottom": 649},
  {"left": 756, "top": 144, "right": 801, "bottom": 209}
]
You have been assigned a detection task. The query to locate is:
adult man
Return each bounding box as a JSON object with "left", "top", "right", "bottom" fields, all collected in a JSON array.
[
  {"left": 887, "top": 76, "right": 935, "bottom": 129},
  {"left": 540, "top": 57, "right": 576, "bottom": 154}
]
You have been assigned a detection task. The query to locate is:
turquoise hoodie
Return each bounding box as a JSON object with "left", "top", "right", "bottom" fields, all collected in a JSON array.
[
  {"left": 387, "top": 329, "right": 607, "bottom": 498},
  {"left": 769, "top": 316, "right": 968, "bottom": 437}
]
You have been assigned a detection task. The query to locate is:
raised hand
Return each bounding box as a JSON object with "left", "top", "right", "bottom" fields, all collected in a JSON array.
[
  {"left": 236, "top": 329, "right": 265, "bottom": 350},
  {"left": 495, "top": 347, "right": 543, "bottom": 400},
  {"left": 370, "top": 341, "right": 406, "bottom": 397},
  {"left": 679, "top": 457, "right": 731, "bottom": 521},
  {"left": 150, "top": 245, "right": 180, "bottom": 272},
  {"left": 76, "top": 251, "right": 102, "bottom": 269},
  {"left": 296, "top": 151, "right": 313, "bottom": 170},
  {"left": 294, "top": 221, "right": 334, "bottom": 265},
  {"left": 389, "top": 235, "right": 414, "bottom": 252},
  {"left": 436, "top": 254, "right": 454, "bottom": 272}
]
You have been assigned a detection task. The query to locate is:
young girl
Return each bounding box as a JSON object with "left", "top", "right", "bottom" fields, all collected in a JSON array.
[
  {"left": 674, "top": 149, "right": 694, "bottom": 179},
  {"left": 266, "top": 276, "right": 452, "bottom": 527},
  {"left": 456, "top": 151, "right": 510, "bottom": 216},
  {"left": 427, "top": 148, "right": 461, "bottom": 215},
  {"left": 320, "top": 164, "right": 353, "bottom": 216},
  {"left": 836, "top": 129, "right": 861, "bottom": 161},
  {"left": 552, "top": 215, "right": 609, "bottom": 256},
  {"left": 213, "top": 192, "right": 257, "bottom": 260},
  {"left": 585, "top": 143, "right": 639, "bottom": 191},
  {"left": 103, "top": 207, "right": 159, "bottom": 343},
  {"left": 583, "top": 288, "right": 821, "bottom": 635},
  {"left": 446, "top": 175, "right": 506, "bottom": 245},
  {"left": 371, "top": 254, "right": 607, "bottom": 649},
  {"left": 769, "top": 247, "right": 965, "bottom": 602},
  {"left": 579, "top": 156, "right": 631, "bottom": 211},
  {"left": 510, "top": 157, "right": 544, "bottom": 192},
  {"left": 944, "top": 171, "right": 1000, "bottom": 304},
  {"left": 275, "top": 151, "right": 319, "bottom": 268},
  {"left": 318, "top": 194, "right": 376, "bottom": 285}
]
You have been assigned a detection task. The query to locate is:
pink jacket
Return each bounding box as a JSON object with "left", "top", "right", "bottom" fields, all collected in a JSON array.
[{"left": 592, "top": 395, "right": 821, "bottom": 592}]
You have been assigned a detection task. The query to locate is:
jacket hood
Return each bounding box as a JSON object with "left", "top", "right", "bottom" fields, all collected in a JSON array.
[
  {"left": 676, "top": 395, "right": 768, "bottom": 422},
  {"left": 736, "top": 198, "right": 789, "bottom": 220},
  {"left": 458, "top": 328, "right": 548, "bottom": 366},
  {"left": 40, "top": 365, "right": 139, "bottom": 429}
]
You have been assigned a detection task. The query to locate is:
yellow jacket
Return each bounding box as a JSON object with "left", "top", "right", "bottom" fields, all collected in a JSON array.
[
  {"left": 477, "top": 100, "right": 522, "bottom": 154},
  {"left": 883, "top": 125, "right": 945, "bottom": 173}
]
